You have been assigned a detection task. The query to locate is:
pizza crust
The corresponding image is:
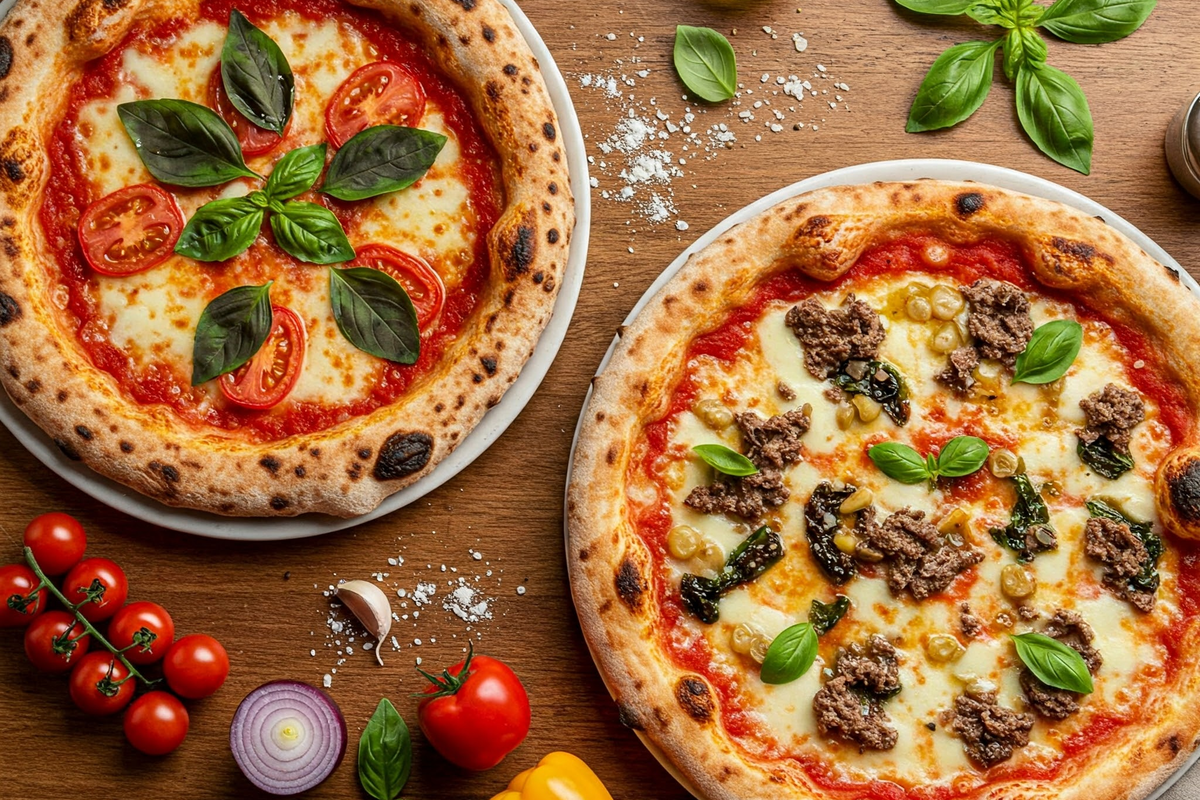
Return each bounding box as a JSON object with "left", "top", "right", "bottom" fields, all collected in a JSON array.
[
  {"left": 567, "top": 181, "right": 1200, "bottom": 800},
  {"left": 0, "top": 0, "right": 573, "bottom": 516}
]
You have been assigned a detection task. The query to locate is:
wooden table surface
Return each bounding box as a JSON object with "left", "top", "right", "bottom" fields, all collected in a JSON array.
[{"left": 3, "top": 1, "right": 1200, "bottom": 798}]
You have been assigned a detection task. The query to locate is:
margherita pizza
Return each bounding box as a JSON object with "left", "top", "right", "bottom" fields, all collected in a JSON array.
[
  {"left": 0, "top": 0, "right": 572, "bottom": 516},
  {"left": 567, "top": 181, "right": 1200, "bottom": 800}
]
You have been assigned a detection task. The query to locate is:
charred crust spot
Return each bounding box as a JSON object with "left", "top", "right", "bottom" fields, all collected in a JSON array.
[
  {"left": 596, "top": 411, "right": 606, "bottom": 422},
  {"left": 454, "top": 0, "right": 476, "bottom": 9},
  {"left": 357, "top": 448, "right": 372, "bottom": 460},
  {"left": 374, "top": 431, "right": 433, "bottom": 481},
  {"left": 0, "top": 292, "right": 20, "bottom": 325},
  {"left": 259, "top": 456, "right": 281, "bottom": 474},
  {"left": 481, "top": 356, "right": 497, "bottom": 375},
  {"left": 532, "top": 271, "right": 544, "bottom": 284},
  {"left": 552, "top": 151, "right": 561, "bottom": 162},
  {"left": 500, "top": 221, "right": 536, "bottom": 280},
  {"left": 0, "top": 37, "right": 11, "bottom": 80},
  {"left": 692, "top": 280, "right": 709, "bottom": 294},
  {"left": 1167, "top": 457, "right": 1200, "bottom": 522},
  {"left": 1164, "top": 265, "right": 1181, "bottom": 281},
  {"left": 955, "top": 192, "right": 985, "bottom": 217},
  {"left": 434, "top": 402, "right": 445, "bottom": 413},
  {"left": 617, "top": 704, "right": 644, "bottom": 730},
  {"left": 22, "top": 379, "right": 37, "bottom": 393},
  {"left": 293, "top": 466, "right": 306, "bottom": 478},
  {"left": 675, "top": 677, "right": 714, "bottom": 722},
  {"left": 3, "top": 160, "right": 22, "bottom": 183},
  {"left": 504, "top": 288, "right": 515, "bottom": 306},
  {"left": 615, "top": 558, "right": 646, "bottom": 610},
  {"left": 160, "top": 464, "right": 179, "bottom": 483},
  {"left": 605, "top": 446, "right": 617, "bottom": 464},
  {"left": 455, "top": 394, "right": 466, "bottom": 409},
  {"left": 548, "top": 181, "right": 558, "bottom": 195},
  {"left": 1051, "top": 237, "right": 1100, "bottom": 265},
  {"left": 503, "top": 64, "right": 517, "bottom": 76},
  {"left": 547, "top": 228, "right": 559, "bottom": 244},
  {"left": 486, "top": 81, "right": 501, "bottom": 102},
  {"left": 74, "top": 425, "right": 92, "bottom": 440},
  {"left": 54, "top": 439, "right": 81, "bottom": 461},
  {"left": 270, "top": 496, "right": 290, "bottom": 510},
  {"left": 1164, "top": 734, "right": 1182, "bottom": 754},
  {"left": 348, "top": 463, "right": 363, "bottom": 480},
  {"left": 482, "top": 24, "right": 495, "bottom": 42},
  {"left": 598, "top": 599, "right": 613, "bottom": 614},
  {"left": 120, "top": 441, "right": 133, "bottom": 453},
  {"left": 542, "top": 122, "right": 557, "bottom": 141},
  {"left": 409, "top": 2, "right": 420, "bottom": 13},
  {"left": 309, "top": 448, "right": 321, "bottom": 457},
  {"left": 471, "top": 373, "right": 482, "bottom": 383},
  {"left": 56, "top": 391, "right": 67, "bottom": 403},
  {"left": 578, "top": 547, "right": 590, "bottom": 561}
]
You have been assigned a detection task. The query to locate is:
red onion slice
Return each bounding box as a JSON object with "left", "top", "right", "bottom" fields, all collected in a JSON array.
[{"left": 230, "top": 680, "right": 346, "bottom": 795}]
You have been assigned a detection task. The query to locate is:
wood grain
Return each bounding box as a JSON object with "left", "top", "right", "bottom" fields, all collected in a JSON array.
[{"left": 2, "top": 1, "right": 1199, "bottom": 798}]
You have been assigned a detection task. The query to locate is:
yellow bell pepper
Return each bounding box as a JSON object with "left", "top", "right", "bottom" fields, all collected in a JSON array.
[{"left": 489, "top": 752, "right": 614, "bottom": 800}]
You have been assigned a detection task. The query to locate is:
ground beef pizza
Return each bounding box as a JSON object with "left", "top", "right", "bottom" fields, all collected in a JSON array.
[
  {"left": 567, "top": 181, "right": 1200, "bottom": 800},
  {"left": 0, "top": 0, "right": 572, "bottom": 516}
]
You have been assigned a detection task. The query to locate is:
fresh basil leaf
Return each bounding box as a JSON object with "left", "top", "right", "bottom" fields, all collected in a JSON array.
[
  {"left": 191, "top": 282, "right": 273, "bottom": 384},
  {"left": 672, "top": 25, "right": 738, "bottom": 103},
  {"left": 1040, "top": 0, "right": 1156, "bottom": 43},
  {"left": 895, "top": 0, "right": 979, "bottom": 13},
  {"left": 265, "top": 143, "right": 326, "bottom": 201},
  {"left": 117, "top": 99, "right": 259, "bottom": 187},
  {"left": 1016, "top": 63, "right": 1094, "bottom": 174},
  {"left": 221, "top": 9, "right": 294, "bottom": 135},
  {"left": 868, "top": 442, "right": 931, "bottom": 484},
  {"left": 329, "top": 267, "right": 420, "bottom": 363},
  {"left": 175, "top": 196, "right": 263, "bottom": 262},
  {"left": 692, "top": 443, "right": 759, "bottom": 477},
  {"left": 1011, "top": 632, "right": 1094, "bottom": 693},
  {"left": 761, "top": 622, "right": 817, "bottom": 685},
  {"left": 1077, "top": 437, "right": 1135, "bottom": 479},
  {"left": 1003, "top": 26, "right": 1049, "bottom": 81},
  {"left": 936, "top": 436, "right": 991, "bottom": 477},
  {"left": 906, "top": 40, "right": 1000, "bottom": 133},
  {"left": 269, "top": 201, "right": 354, "bottom": 264},
  {"left": 809, "top": 596, "right": 850, "bottom": 636},
  {"left": 1013, "top": 319, "right": 1083, "bottom": 384},
  {"left": 357, "top": 698, "right": 412, "bottom": 800},
  {"left": 321, "top": 126, "right": 447, "bottom": 201},
  {"left": 967, "top": 0, "right": 1015, "bottom": 26}
]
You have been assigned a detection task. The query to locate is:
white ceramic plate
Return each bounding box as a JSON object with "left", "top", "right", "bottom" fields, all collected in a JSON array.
[
  {"left": 0, "top": 0, "right": 590, "bottom": 541},
  {"left": 562, "top": 159, "right": 1199, "bottom": 800}
]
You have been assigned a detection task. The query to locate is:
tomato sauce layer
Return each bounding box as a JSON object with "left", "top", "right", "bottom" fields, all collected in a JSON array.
[
  {"left": 631, "top": 233, "right": 1200, "bottom": 799},
  {"left": 39, "top": 0, "right": 502, "bottom": 441}
]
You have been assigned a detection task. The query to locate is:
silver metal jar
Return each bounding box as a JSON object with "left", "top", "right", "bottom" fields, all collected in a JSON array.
[{"left": 1166, "top": 91, "right": 1200, "bottom": 199}]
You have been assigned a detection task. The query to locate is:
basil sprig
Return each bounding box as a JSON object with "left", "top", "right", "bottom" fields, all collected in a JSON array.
[
  {"left": 692, "top": 443, "right": 759, "bottom": 477},
  {"left": 761, "top": 622, "right": 817, "bottom": 685},
  {"left": 897, "top": 0, "right": 1154, "bottom": 173},
  {"left": 672, "top": 25, "right": 738, "bottom": 103},
  {"left": 117, "top": 99, "right": 260, "bottom": 187},
  {"left": 358, "top": 698, "right": 412, "bottom": 800},
  {"left": 321, "top": 126, "right": 448, "bottom": 202},
  {"left": 1013, "top": 319, "right": 1083, "bottom": 384},
  {"left": 221, "top": 9, "right": 294, "bottom": 136},
  {"left": 868, "top": 436, "right": 989, "bottom": 488},
  {"left": 191, "top": 282, "right": 273, "bottom": 385},
  {"left": 330, "top": 268, "right": 420, "bottom": 363},
  {"left": 1011, "top": 632, "right": 1094, "bottom": 693}
]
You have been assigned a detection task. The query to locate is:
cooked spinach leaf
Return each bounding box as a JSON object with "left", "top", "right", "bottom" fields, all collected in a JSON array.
[
  {"left": 833, "top": 360, "right": 910, "bottom": 425},
  {"left": 679, "top": 527, "right": 784, "bottom": 624},
  {"left": 804, "top": 482, "right": 858, "bottom": 584},
  {"left": 1086, "top": 498, "right": 1162, "bottom": 595},
  {"left": 809, "top": 595, "right": 850, "bottom": 636},
  {"left": 990, "top": 473, "right": 1057, "bottom": 561},
  {"left": 1077, "top": 437, "right": 1135, "bottom": 479}
]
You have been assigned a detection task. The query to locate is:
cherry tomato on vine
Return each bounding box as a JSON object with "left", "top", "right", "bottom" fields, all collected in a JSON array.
[
  {"left": 0, "top": 563, "right": 45, "bottom": 627},
  {"left": 325, "top": 61, "right": 426, "bottom": 148},
  {"left": 124, "top": 691, "right": 189, "bottom": 755},
  {"left": 63, "top": 558, "right": 128, "bottom": 622},
  {"left": 108, "top": 601, "right": 175, "bottom": 665},
  {"left": 163, "top": 634, "right": 229, "bottom": 699},
  {"left": 416, "top": 644, "right": 530, "bottom": 771},
  {"left": 69, "top": 650, "right": 134, "bottom": 715},
  {"left": 24, "top": 610, "right": 91, "bottom": 673},
  {"left": 23, "top": 512, "right": 87, "bottom": 575}
]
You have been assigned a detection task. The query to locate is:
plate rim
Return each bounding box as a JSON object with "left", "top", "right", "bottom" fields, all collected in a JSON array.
[
  {"left": 0, "top": 0, "right": 591, "bottom": 541},
  {"left": 561, "top": 157, "right": 1199, "bottom": 800}
]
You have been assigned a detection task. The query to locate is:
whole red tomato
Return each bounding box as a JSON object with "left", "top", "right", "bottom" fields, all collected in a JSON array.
[
  {"left": 163, "top": 634, "right": 229, "bottom": 699},
  {"left": 63, "top": 558, "right": 128, "bottom": 622},
  {"left": 0, "top": 563, "right": 45, "bottom": 627},
  {"left": 69, "top": 651, "right": 134, "bottom": 715},
  {"left": 108, "top": 601, "right": 175, "bottom": 665},
  {"left": 416, "top": 644, "right": 530, "bottom": 771},
  {"left": 124, "top": 691, "right": 189, "bottom": 755},
  {"left": 23, "top": 512, "right": 87, "bottom": 575},
  {"left": 24, "top": 610, "right": 91, "bottom": 673}
]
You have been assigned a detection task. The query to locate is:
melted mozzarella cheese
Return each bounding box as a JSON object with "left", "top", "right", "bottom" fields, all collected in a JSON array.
[
  {"left": 74, "top": 15, "right": 482, "bottom": 406},
  {"left": 645, "top": 274, "right": 1174, "bottom": 785}
]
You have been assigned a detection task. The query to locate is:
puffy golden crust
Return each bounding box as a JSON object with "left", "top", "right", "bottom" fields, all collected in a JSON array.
[
  {"left": 0, "top": 0, "right": 573, "bottom": 516},
  {"left": 567, "top": 181, "right": 1200, "bottom": 800}
]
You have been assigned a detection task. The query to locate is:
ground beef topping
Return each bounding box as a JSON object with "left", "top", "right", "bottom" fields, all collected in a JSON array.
[
  {"left": 950, "top": 690, "right": 1034, "bottom": 767},
  {"left": 857, "top": 507, "right": 984, "bottom": 600},
  {"left": 937, "top": 346, "right": 980, "bottom": 393},
  {"left": 1019, "top": 610, "right": 1102, "bottom": 720},
  {"left": 812, "top": 635, "right": 901, "bottom": 751},
  {"left": 959, "top": 602, "right": 984, "bottom": 639},
  {"left": 961, "top": 280, "right": 1034, "bottom": 367},
  {"left": 785, "top": 294, "right": 885, "bottom": 379},
  {"left": 685, "top": 410, "right": 810, "bottom": 520},
  {"left": 1077, "top": 383, "right": 1145, "bottom": 455},
  {"left": 1085, "top": 516, "right": 1155, "bottom": 612}
]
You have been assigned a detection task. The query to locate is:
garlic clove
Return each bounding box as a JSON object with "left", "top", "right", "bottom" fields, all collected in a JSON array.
[{"left": 335, "top": 580, "right": 392, "bottom": 666}]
